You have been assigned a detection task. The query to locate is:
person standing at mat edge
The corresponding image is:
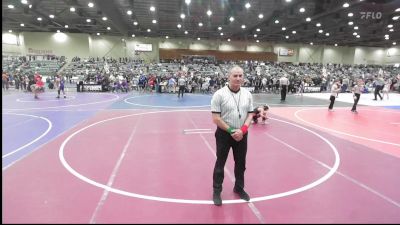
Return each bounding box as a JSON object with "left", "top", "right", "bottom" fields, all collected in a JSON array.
[
  {"left": 210, "top": 66, "right": 254, "bottom": 206},
  {"left": 177, "top": 75, "right": 186, "bottom": 98},
  {"left": 279, "top": 73, "right": 289, "bottom": 101},
  {"left": 351, "top": 79, "right": 364, "bottom": 113},
  {"left": 328, "top": 79, "right": 341, "bottom": 112}
]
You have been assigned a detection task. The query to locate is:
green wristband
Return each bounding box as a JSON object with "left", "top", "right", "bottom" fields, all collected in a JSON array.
[{"left": 227, "top": 127, "right": 234, "bottom": 134}]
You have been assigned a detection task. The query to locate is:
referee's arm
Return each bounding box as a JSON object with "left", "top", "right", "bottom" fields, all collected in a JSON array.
[
  {"left": 212, "top": 112, "right": 231, "bottom": 132},
  {"left": 243, "top": 111, "right": 254, "bottom": 128}
]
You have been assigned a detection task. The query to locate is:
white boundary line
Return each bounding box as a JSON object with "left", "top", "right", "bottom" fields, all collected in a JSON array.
[
  {"left": 3, "top": 93, "right": 120, "bottom": 111},
  {"left": 294, "top": 108, "right": 400, "bottom": 147},
  {"left": 124, "top": 95, "right": 211, "bottom": 108},
  {"left": 59, "top": 109, "right": 339, "bottom": 205},
  {"left": 17, "top": 95, "right": 77, "bottom": 102},
  {"left": 2, "top": 113, "right": 52, "bottom": 159}
]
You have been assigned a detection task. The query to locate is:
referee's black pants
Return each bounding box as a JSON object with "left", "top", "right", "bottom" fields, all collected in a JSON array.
[
  {"left": 213, "top": 127, "right": 248, "bottom": 193},
  {"left": 281, "top": 85, "right": 287, "bottom": 101},
  {"left": 351, "top": 93, "right": 360, "bottom": 111}
]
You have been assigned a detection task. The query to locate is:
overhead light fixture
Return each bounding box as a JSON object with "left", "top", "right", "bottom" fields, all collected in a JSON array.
[
  {"left": 220, "top": 33, "right": 224, "bottom": 36},
  {"left": 282, "top": 27, "right": 286, "bottom": 31},
  {"left": 286, "top": 0, "right": 292, "bottom": 2},
  {"left": 389, "top": 29, "right": 394, "bottom": 32},
  {"left": 334, "top": 43, "right": 338, "bottom": 46},
  {"left": 354, "top": 26, "right": 358, "bottom": 30},
  {"left": 325, "top": 33, "right": 330, "bottom": 36},
  {"left": 353, "top": 32, "right": 357, "bottom": 35},
  {"left": 393, "top": 42, "right": 396, "bottom": 45},
  {"left": 97, "top": 33, "right": 100, "bottom": 36},
  {"left": 197, "top": 37, "right": 201, "bottom": 40},
  {"left": 57, "top": 30, "right": 60, "bottom": 33},
  {"left": 21, "top": 0, "right": 28, "bottom": 4},
  {"left": 258, "top": 14, "right": 264, "bottom": 19},
  {"left": 274, "top": 20, "right": 279, "bottom": 24},
  {"left": 70, "top": 7, "right": 76, "bottom": 12},
  {"left": 292, "top": 30, "right": 296, "bottom": 34},
  {"left": 9, "top": 30, "right": 13, "bottom": 33},
  {"left": 299, "top": 8, "right": 305, "bottom": 13},
  {"left": 207, "top": 10, "right": 212, "bottom": 16},
  {"left": 285, "top": 35, "right": 289, "bottom": 39},
  {"left": 180, "top": 13, "right": 185, "bottom": 19},
  {"left": 393, "top": 16, "right": 399, "bottom": 20},
  {"left": 241, "top": 25, "right": 246, "bottom": 29},
  {"left": 8, "top": 5, "right": 14, "bottom": 9},
  {"left": 185, "top": 0, "right": 191, "bottom": 5},
  {"left": 107, "top": 27, "right": 111, "bottom": 30},
  {"left": 152, "top": 19, "right": 157, "bottom": 24},
  {"left": 256, "top": 28, "right": 261, "bottom": 32},
  {"left": 147, "top": 29, "right": 151, "bottom": 32},
  {"left": 198, "top": 22, "right": 203, "bottom": 27},
  {"left": 165, "top": 36, "right": 169, "bottom": 39},
  {"left": 102, "top": 17, "right": 107, "bottom": 21},
  {"left": 343, "top": 3, "right": 349, "bottom": 8},
  {"left": 395, "top": 8, "right": 400, "bottom": 12},
  {"left": 356, "top": 35, "right": 360, "bottom": 38},
  {"left": 184, "top": 31, "right": 188, "bottom": 34},
  {"left": 150, "top": 6, "right": 155, "bottom": 11},
  {"left": 254, "top": 34, "right": 257, "bottom": 37},
  {"left": 256, "top": 40, "right": 259, "bottom": 43},
  {"left": 65, "top": 25, "right": 69, "bottom": 28},
  {"left": 177, "top": 24, "right": 182, "bottom": 28},
  {"left": 49, "top": 15, "right": 55, "bottom": 18},
  {"left": 316, "top": 23, "right": 321, "bottom": 27},
  {"left": 88, "top": 2, "right": 94, "bottom": 7},
  {"left": 387, "top": 24, "right": 393, "bottom": 28},
  {"left": 218, "top": 26, "right": 222, "bottom": 30},
  {"left": 127, "top": 10, "right": 132, "bottom": 15},
  {"left": 229, "top": 16, "right": 234, "bottom": 22},
  {"left": 348, "top": 12, "right": 353, "bottom": 17},
  {"left": 319, "top": 29, "right": 323, "bottom": 33},
  {"left": 20, "top": 23, "right": 25, "bottom": 26},
  {"left": 306, "top": 17, "right": 311, "bottom": 22},
  {"left": 227, "top": 38, "right": 231, "bottom": 42},
  {"left": 37, "top": 17, "right": 42, "bottom": 21},
  {"left": 133, "top": 21, "right": 138, "bottom": 26},
  {"left": 245, "top": 2, "right": 251, "bottom": 9},
  {"left": 310, "top": 42, "right": 313, "bottom": 45},
  {"left": 132, "top": 34, "right": 135, "bottom": 37},
  {"left": 86, "top": 19, "right": 91, "bottom": 22},
  {"left": 348, "top": 21, "right": 353, "bottom": 25}
]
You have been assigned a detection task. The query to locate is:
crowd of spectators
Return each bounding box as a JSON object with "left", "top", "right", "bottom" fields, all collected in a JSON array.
[{"left": 3, "top": 55, "right": 400, "bottom": 94}]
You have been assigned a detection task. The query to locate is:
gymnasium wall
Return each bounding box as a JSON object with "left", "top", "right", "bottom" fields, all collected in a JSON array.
[{"left": 2, "top": 31, "right": 399, "bottom": 65}]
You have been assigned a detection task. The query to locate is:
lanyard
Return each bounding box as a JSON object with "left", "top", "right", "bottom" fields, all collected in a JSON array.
[{"left": 230, "top": 90, "right": 241, "bottom": 119}]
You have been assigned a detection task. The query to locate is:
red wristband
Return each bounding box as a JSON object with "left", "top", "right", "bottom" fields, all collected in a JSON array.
[{"left": 240, "top": 125, "right": 248, "bottom": 134}]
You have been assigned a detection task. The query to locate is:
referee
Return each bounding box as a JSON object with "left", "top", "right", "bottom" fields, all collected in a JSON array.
[
  {"left": 210, "top": 66, "right": 254, "bottom": 206},
  {"left": 279, "top": 73, "right": 290, "bottom": 101}
]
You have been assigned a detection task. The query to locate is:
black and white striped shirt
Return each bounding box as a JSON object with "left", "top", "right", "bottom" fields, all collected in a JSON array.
[{"left": 211, "top": 86, "right": 254, "bottom": 129}]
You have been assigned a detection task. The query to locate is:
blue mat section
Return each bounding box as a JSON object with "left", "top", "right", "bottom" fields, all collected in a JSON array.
[
  {"left": 384, "top": 106, "right": 400, "bottom": 110},
  {"left": 2, "top": 110, "right": 98, "bottom": 168},
  {"left": 110, "top": 93, "right": 213, "bottom": 109}
]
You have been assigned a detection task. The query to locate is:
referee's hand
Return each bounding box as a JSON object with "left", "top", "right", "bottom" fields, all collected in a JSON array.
[{"left": 231, "top": 130, "right": 243, "bottom": 142}]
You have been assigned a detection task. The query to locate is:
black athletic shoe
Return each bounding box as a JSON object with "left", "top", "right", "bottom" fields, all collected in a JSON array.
[
  {"left": 213, "top": 192, "right": 222, "bottom": 206},
  {"left": 233, "top": 188, "right": 250, "bottom": 201}
]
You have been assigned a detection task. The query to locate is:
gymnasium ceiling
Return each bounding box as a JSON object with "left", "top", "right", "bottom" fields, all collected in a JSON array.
[{"left": 2, "top": 0, "right": 400, "bottom": 47}]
